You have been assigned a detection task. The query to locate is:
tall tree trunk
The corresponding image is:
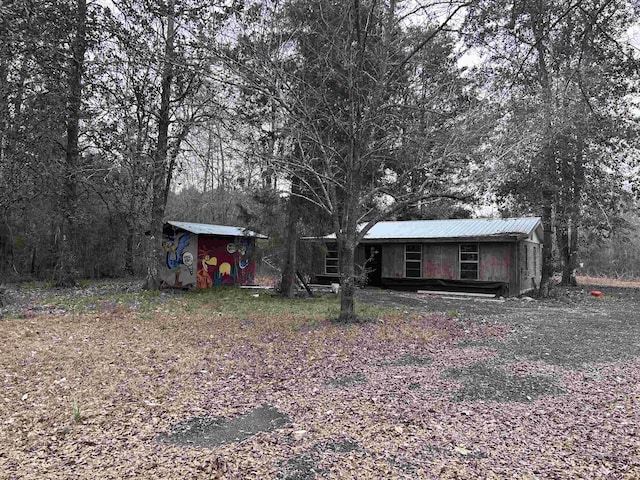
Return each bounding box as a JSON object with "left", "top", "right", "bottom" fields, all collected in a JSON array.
[
  {"left": 217, "top": 123, "right": 227, "bottom": 224},
  {"left": 530, "top": 3, "right": 556, "bottom": 297},
  {"left": 125, "top": 227, "right": 135, "bottom": 276},
  {"left": 540, "top": 197, "right": 555, "bottom": 296},
  {"left": 559, "top": 216, "right": 572, "bottom": 285},
  {"left": 55, "top": 0, "right": 87, "bottom": 287},
  {"left": 337, "top": 192, "right": 358, "bottom": 322},
  {"left": 144, "top": 0, "right": 175, "bottom": 289},
  {"left": 568, "top": 127, "right": 585, "bottom": 286},
  {"left": 338, "top": 233, "right": 357, "bottom": 322},
  {"left": 280, "top": 196, "right": 299, "bottom": 298}
]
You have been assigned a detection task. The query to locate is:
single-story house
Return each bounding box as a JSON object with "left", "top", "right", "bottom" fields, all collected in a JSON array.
[
  {"left": 306, "top": 217, "right": 543, "bottom": 296},
  {"left": 161, "top": 221, "right": 267, "bottom": 289}
]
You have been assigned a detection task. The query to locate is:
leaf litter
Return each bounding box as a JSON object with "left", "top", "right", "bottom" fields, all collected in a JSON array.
[{"left": 0, "top": 284, "right": 639, "bottom": 478}]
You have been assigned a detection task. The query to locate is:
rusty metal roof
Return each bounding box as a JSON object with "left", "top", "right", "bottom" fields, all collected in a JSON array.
[
  {"left": 166, "top": 221, "right": 268, "bottom": 239},
  {"left": 317, "top": 217, "right": 542, "bottom": 241}
]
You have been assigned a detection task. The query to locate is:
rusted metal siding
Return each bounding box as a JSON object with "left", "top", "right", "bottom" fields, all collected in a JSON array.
[
  {"left": 423, "top": 244, "right": 458, "bottom": 279},
  {"left": 478, "top": 243, "right": 512, "bottom": 282}
]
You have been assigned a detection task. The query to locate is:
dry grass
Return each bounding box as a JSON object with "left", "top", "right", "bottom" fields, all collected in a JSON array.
[{"left": 577, "top": 275, "right": 640, "bottom": 288}]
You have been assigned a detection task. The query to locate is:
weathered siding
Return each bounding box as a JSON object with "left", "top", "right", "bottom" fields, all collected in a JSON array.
[
  {"left": 382, "top": 243, "right": 404, "bottom": 278},
  {"left": 519, "top": 239, "right": 542, "bottom": 293},
  {"left": 423, "top": 244, "right": 458, "bottom": 279},
  {"left": 478, "top": 243, "right": 511, "bottom": 282}
]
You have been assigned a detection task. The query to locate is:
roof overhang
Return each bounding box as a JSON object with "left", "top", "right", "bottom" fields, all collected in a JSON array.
[{"left": 165, "top": 221, "right": 268, "bottom": 239}]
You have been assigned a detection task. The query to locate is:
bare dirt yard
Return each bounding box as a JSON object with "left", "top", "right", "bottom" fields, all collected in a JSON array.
[{"left": 1, "top": 281, "right": 639, "bottom": 479}]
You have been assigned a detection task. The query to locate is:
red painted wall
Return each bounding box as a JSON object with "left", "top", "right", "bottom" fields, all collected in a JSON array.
[{"left": 196, "top": 236, "right": 256, "bottom": 288}]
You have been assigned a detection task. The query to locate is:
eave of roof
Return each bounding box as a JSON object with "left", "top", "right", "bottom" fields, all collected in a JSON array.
[{"left": 166, "top": 221, "right": 268, "bottom": 239}]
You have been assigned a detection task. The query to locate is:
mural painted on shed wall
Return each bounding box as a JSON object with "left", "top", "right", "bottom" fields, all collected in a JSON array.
[
  {"left": 197, "top": 237, "right": 254, "bottom": 288},
  {"left": 162, "top": 232, "right": 197, "bottom": 288}
]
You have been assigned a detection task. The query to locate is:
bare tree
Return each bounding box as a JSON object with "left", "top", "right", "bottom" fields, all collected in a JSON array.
[{"left": 228, "top": 0, "right": 482, "bottom": 320}]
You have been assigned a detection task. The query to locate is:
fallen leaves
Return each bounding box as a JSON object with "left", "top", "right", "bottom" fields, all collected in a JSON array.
[{"left": 0, "top": 288, "right": 639, "bottom": 479}]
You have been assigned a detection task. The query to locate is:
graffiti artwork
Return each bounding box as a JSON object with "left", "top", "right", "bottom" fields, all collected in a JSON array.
[
  {"left": 163, "top": 232, "right": 195, "bottom": 287},
  {"left": 196, "top": 237, "right": 255, "bottom": 288}
]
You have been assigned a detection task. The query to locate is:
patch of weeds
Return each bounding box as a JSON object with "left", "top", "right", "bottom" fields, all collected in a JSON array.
[
  {"left": 138, "top": 311, "right": 154, "bottom": 321},
  {"left": 591, "top": 295, "right": 617, "bottom": 302},
  {"left": 182, "top": 303, "right": 197, "bottom": 313},
  {"left": 325, "top": 373, "right": 367, "bottom": 388},
  {"left": 408, "top": 382, "right": 421, "bottom": 390},
  {"left": 279, "top": 455, "right": 322, "bottom": 480},
  {"left": 445, "top": 310, "right": 459, "bottom": 318},
  {"left": 40, "top": 290, "right": 162, "bottom": 314},
  {"left": 72, "top": 400, "right": 81, "bottom": 423},
  {"left": 187, "top": 288, "right": 392, "bottom": 323},
  {"left": 325, "top": 306, "right": 340, "bottom": 321},
  {"left": 18, "top": 281, "right": 56, "bottom": 290},
  {"left": 445, "top": 361, "right": 562, "bottom": 403}
]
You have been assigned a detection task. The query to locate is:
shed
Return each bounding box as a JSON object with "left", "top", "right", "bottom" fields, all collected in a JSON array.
[
  {"left": 161, "top": 221, "right": 268, "bottom": 289},
  {"left": 306, "top": 217, "right": 543, "bottom": 296}
]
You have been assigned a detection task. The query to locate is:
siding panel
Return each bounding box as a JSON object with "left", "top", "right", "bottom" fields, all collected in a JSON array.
[
  {"left": 423, "top": 244, "right": 458, "bottom": 279},
  {"left": 479, "top": 243, "right": 511, "bottom": 282}
]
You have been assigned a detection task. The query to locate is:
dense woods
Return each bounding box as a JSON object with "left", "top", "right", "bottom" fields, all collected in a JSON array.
[{"left": 1, "top": 0, "right": 639, "bottom": 319}]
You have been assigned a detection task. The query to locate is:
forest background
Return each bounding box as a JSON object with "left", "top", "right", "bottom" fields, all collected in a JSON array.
[{"left": 1, "top": 0, "right": 639, "bottom": 307}]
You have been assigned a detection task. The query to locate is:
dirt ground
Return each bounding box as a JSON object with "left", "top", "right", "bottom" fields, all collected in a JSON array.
[{"left": 356, "top": 284, "right": 640, "bottom": 367}]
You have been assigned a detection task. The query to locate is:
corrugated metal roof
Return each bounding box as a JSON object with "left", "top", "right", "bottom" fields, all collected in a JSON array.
[
  {"left": 318, "top": 217, "right": 541, "bottom": 241},
  {"left": 166, "top": 221, "right": 268, "bottom": 239}
]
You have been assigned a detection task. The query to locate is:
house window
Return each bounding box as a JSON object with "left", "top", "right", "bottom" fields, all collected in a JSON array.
[
  {"left": 460, "top": 244, "right": 479, "bottom": 280},
  {"left": 405, "top": 244, "right": 422, "bottom": 278},
  {"left": 325, "top": 244, "right": 339, "bottom": 275}
]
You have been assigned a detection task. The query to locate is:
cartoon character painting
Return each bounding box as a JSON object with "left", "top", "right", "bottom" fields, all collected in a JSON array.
[
  {"left": 197, "top": 254, "right": 218, "bottom": 288},
  {"left": 196, "top": 237, "right": 255, "bottom": 288},
  {"left": 163, "top": 232, "right": 193, "bottom": 287}
]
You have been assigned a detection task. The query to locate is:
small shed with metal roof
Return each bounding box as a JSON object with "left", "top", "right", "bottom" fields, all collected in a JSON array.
[
  {"left": 161, "top": 221, "right": 267, "bottom": 289},
  {"left": 307, "top": 217, "right": 543, "bottom": 296}
]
